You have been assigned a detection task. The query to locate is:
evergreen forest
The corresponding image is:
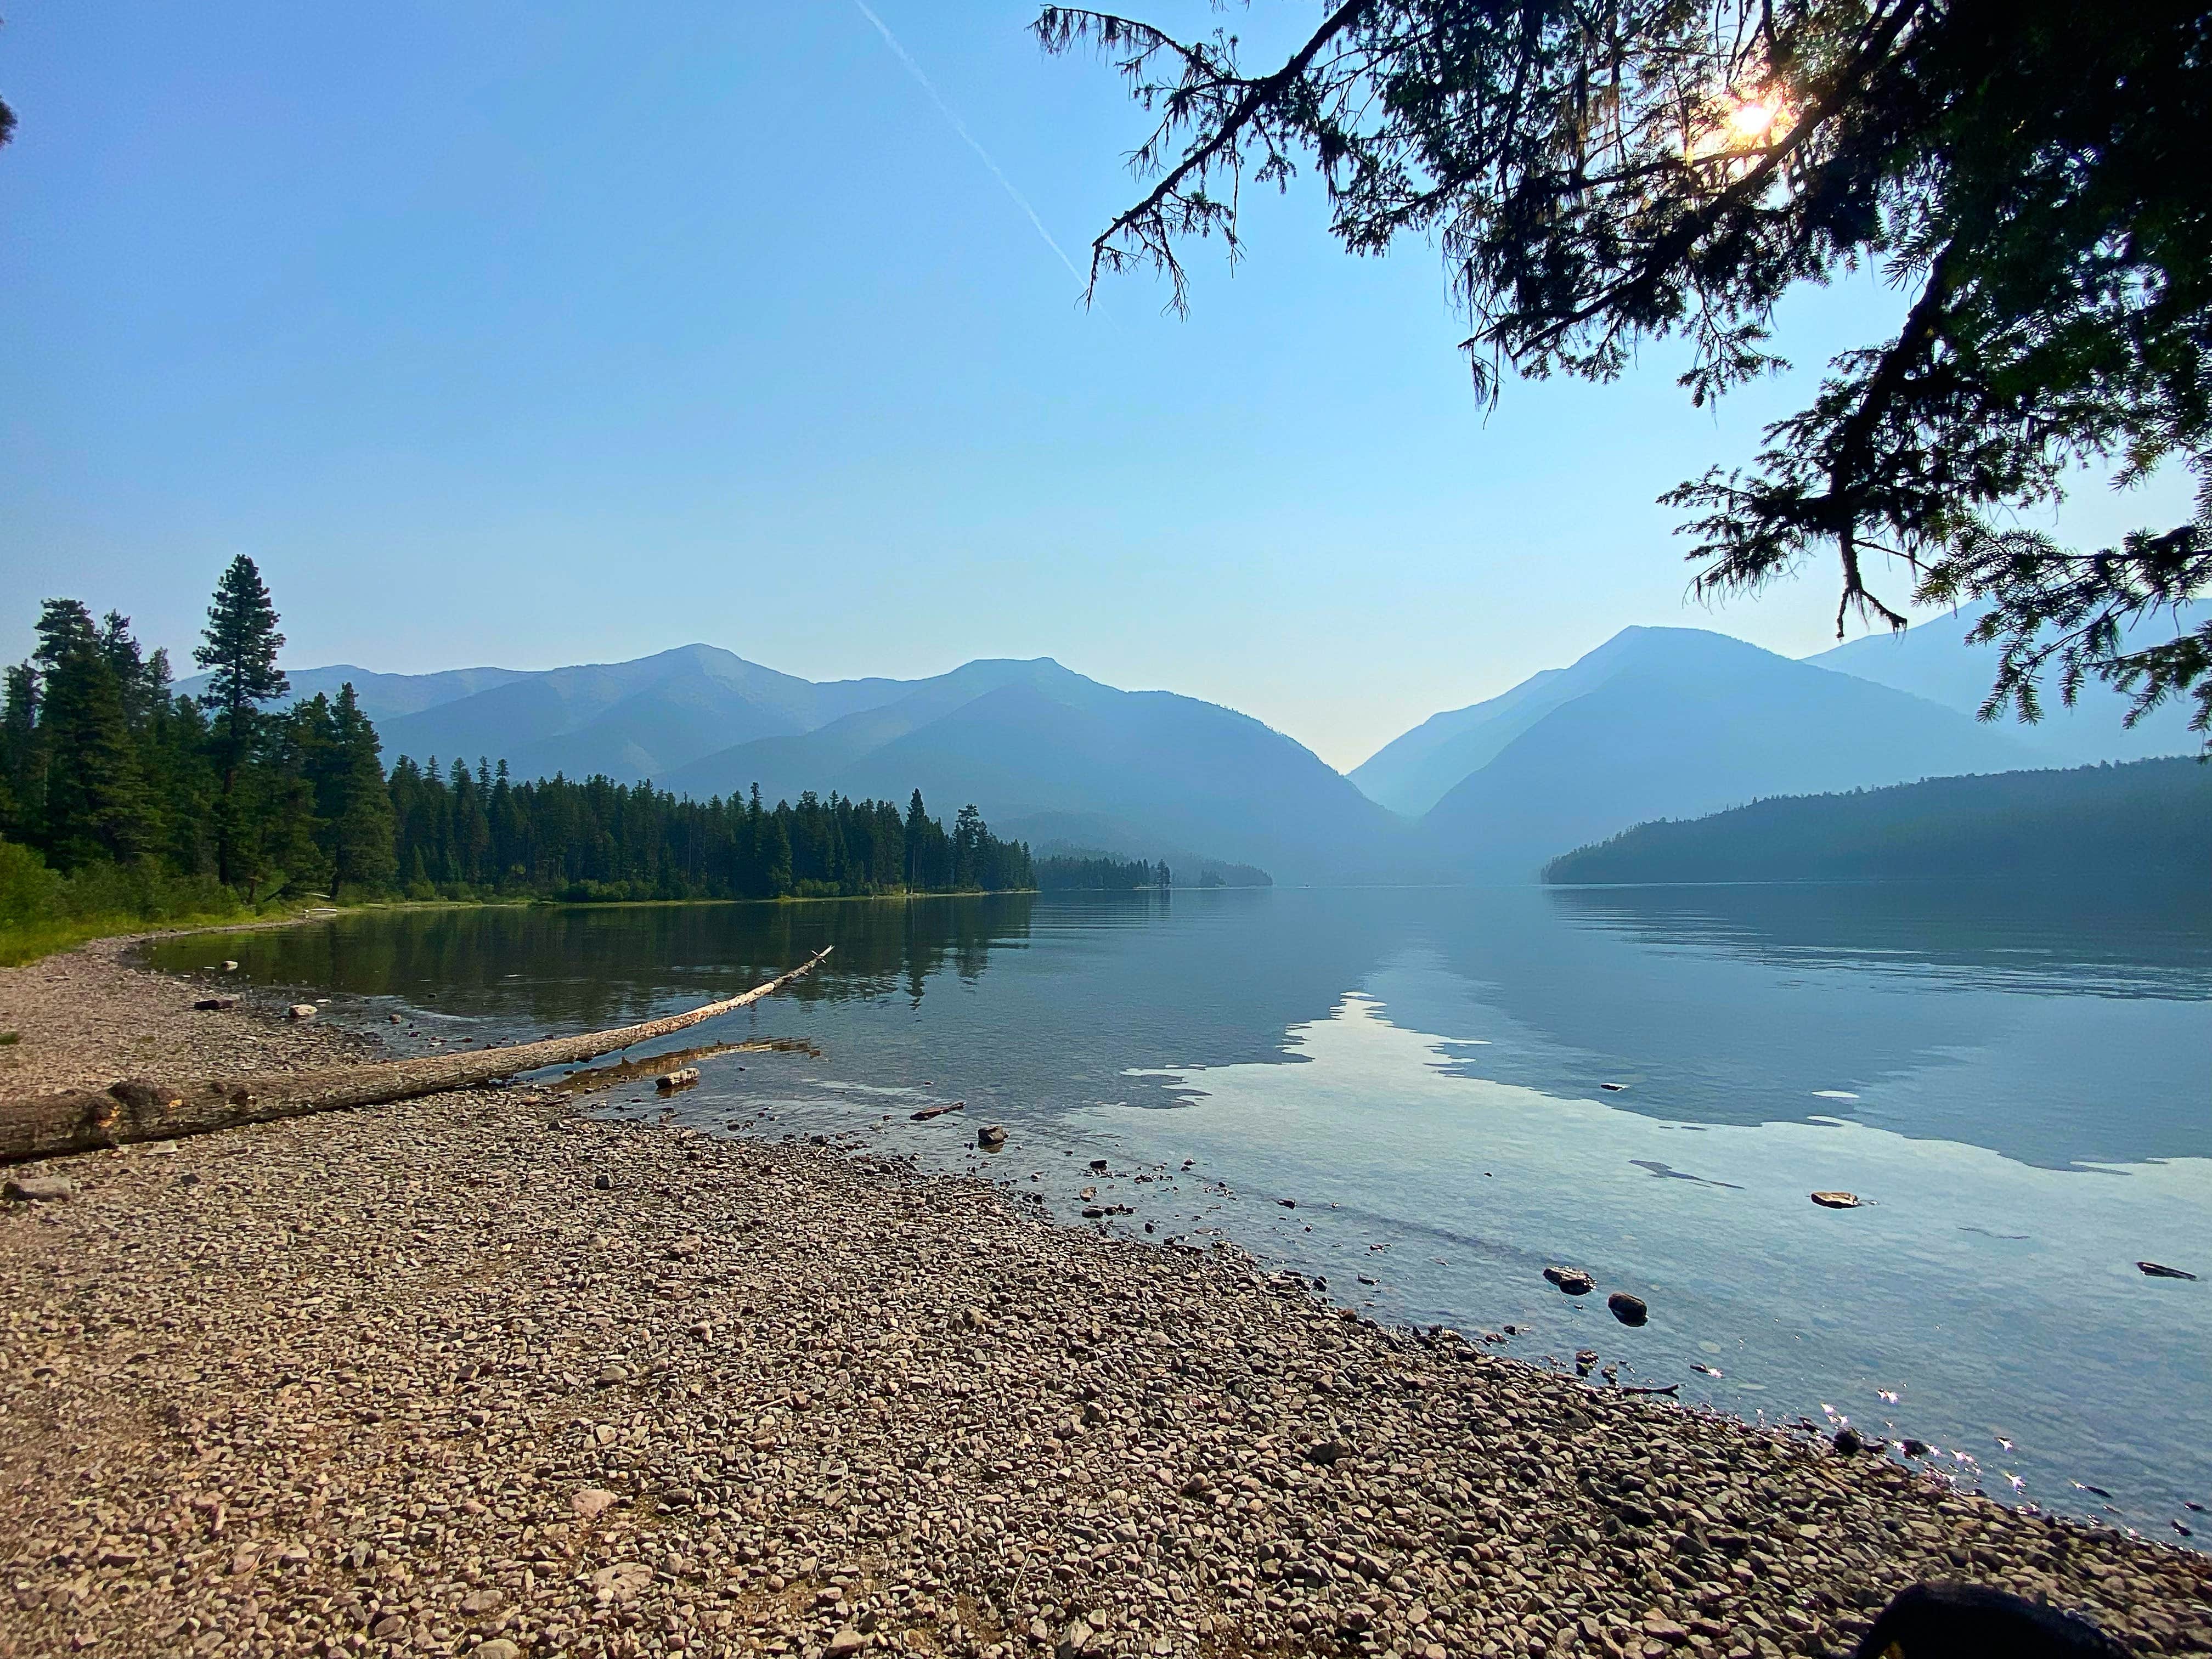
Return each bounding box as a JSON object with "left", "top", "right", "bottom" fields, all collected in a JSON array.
[
  {"left": 0, "top": 562, "right": 1033, "bottom": 957},
  {"left": 1544, "top": 759, "right": 2212, "bottom": 887},
  {"left": 1034, "top": 853, "right": 1168, "bottom": 890}
]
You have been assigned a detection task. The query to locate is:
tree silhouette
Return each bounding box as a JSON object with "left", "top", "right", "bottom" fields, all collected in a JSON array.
[
  {"left": 1040, "top": 0, "right": 2212, "bottom": 740},
  {"left": 193, "top": 556, "right": 289, "bottom": 884}
]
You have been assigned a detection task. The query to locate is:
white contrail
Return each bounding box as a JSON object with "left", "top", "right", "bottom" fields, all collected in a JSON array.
[{"left": 851, "top": 0, "right": 1082, "bottom": 279}]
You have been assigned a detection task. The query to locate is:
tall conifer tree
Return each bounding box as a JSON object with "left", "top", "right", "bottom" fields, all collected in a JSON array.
[
  {"left": 193, "top": 556, "right": 289, "bottom": 885},
  {"left": 905, "top": 789, "right": 929, "bottom": 888},
  {"left": 328, "top": 684, "right": 397, "bottom": 894}
]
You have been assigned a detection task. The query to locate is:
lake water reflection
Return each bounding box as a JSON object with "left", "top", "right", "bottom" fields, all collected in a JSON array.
[{"left": 152, "top": 882, "right": 2212, "bottom": 1537}]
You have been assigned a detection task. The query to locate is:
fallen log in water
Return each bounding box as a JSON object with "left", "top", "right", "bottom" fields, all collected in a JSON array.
[{"left": 0, "top": 946, "right": 832, "bottom": 1165}]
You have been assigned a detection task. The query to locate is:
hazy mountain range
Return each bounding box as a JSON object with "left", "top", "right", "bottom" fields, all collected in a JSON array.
[
  {"left": 1355, "top": 625, "right": 2042, "bottom": 876},
  {"left": 1807, "top": 601, "right": 2203, "bottom": 763},
  {"left": 180, "top": 610, "right": 2197, "bottom": 883},
  {"left": 191, "top": 647, "right": 1398, "bottom": 884}
]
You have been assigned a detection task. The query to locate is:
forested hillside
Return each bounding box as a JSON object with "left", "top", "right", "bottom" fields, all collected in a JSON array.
[
  {"left": 1544, "top": 760, "right": 2211, "bottom": 886},
  {"left": 0, "top": 565, "right": 1032, "bottom": 955}
]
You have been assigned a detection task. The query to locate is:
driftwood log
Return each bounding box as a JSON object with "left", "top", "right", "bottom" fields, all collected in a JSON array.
[{"left": 1, "top": 946, "right": 832, "bottom": 1166}]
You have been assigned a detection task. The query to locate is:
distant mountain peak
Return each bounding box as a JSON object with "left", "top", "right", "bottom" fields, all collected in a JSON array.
[
  {"left": 1347, "top": 623, "right": 2043, "bottom": 873},
  {"left": 1350, "top": 627, "right": 1781, "bottom": 820}
]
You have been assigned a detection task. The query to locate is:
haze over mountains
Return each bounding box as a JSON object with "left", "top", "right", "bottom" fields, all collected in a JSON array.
[
  {"left": 1806, "top": 600, "right": 2204, "bottom": 763},
  {"left": 190, "top": 648, "right": 1398, "bottom": 884},
  {"left": 1356, "top": 625, "right": 2043, "bottom": 876},
  {"left": 207, "top": 663, "right": 531, "bottom": 724},
  {"left": 189, "top": 612, "right": 2197, "bottom": 885}
]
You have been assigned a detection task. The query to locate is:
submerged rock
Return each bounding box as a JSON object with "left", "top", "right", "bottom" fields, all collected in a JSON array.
[
  {"left": 2138, "top": 1261, "right": 2198, "bottom": 1280},
  {"left": 1606, "top": 1291, "right": 1649, "bottom": 1327},
  {"left": 1544, "top": 1265, "right": 1596, "bottom": 1296},
  {"left": 1810, "top": 1190, "right": 1863, "bottom": 1209}
]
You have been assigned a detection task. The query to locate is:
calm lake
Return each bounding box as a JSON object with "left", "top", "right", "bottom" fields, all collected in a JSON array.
[{"left": 151, "top": 884, "right": 2212, "bottom": 1538}]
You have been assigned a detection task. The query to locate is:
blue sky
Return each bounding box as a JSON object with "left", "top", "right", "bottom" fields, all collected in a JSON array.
[{"left": 1, "top": 1, "right": 2193, "bottom": 769}]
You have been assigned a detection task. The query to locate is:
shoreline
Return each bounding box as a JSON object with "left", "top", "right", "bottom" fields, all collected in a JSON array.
[
  {"left": 2, "top": 946, "right": 2209, "bottom": 1658},
  {"left": 0, "top": 885, "right": 1054, "bottom": 978}
]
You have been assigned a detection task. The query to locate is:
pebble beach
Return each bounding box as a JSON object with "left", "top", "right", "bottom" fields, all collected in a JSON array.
[{"left": 3, "top": 936, "right": 2210, "bottom": 1659}]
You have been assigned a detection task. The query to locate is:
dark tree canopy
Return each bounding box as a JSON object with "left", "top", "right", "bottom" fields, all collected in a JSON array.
[
  {"left": 193, "top": 554, "right": 291, "bottom": 885},
  {"left": 30, "top": 602, "right": 153, "bottom": 868},
  {"left": 193, "top": 554, "right": 289, "bottom": 735},
  {"left": 1037, "top": 0, "right": 2212, "bottom": 738}
]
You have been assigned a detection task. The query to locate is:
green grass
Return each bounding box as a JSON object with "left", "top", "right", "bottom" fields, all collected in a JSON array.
[
  {"left": 0, "top": 906, "right": 285, "bottom": 968},
  {"left": 0, "top": 840, "right": 286, "bottom": 967}
]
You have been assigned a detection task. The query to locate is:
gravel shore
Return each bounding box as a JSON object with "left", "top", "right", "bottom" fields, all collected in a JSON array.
[
  {"left": 0, "top": 935, "right": 374, "bottom": 1097},
  {"left": 3, "top": 938, "right": 2209, "bottom": 1659}
]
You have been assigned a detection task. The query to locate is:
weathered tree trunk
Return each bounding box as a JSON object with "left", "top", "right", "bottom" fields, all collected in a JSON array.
[{"left": 1, "top": 946, "right": 832, "bottom": 1165}]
